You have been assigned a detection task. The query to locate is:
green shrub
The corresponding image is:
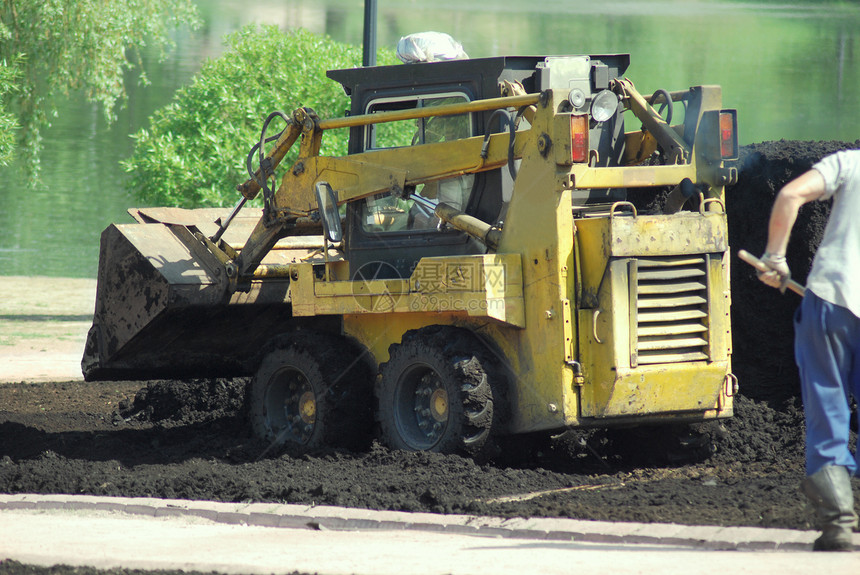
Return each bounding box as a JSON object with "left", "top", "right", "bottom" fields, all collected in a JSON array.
[{"left": 124, "top": 26, "right": 399, "bottom": 208}]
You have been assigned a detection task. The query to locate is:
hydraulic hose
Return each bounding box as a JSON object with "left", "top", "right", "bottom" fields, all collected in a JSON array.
[{"left": 252, "top": 111, "right": 292, "bottom": 203}]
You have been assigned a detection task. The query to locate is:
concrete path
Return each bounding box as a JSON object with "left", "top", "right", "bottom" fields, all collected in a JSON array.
[
  {"left": 0, "top": 276, "right": 94, "bottom": 383},
  {"left": 1, "top": 494, "right": 858, "bottom": 574}
]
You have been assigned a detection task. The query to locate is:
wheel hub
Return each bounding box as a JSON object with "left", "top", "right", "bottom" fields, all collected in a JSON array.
[
  {"left": 298, "top": 390, "right": 316, "bottom": 424},
  {"left": 406, "top": 372, "right": 449, "bottom": 446},
  {"left": 429, "top": 388, "right": 448, "bottom": 422},
  {"left": 264, "top": 369, "right": 317, "bottom": 445}
]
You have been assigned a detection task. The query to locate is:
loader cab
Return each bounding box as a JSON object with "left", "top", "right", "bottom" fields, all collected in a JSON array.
[
  {"left": 361, "top": 90, "right": 477, "bottom": 234},
  {"left": 328, "top": 57, "right": 531, "bottom": 280},
  {"left": 326, "top": 54, "right": 630, "bottom": 280}
]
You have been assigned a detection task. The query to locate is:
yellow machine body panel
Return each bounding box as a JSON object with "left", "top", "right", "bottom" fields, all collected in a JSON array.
[
  {"left": 282, "top": 85, "right": 735, "bottom": 434},
  {"left": 575, "top": 211, "right": 733, "bottom": 422},
  {"left": 291, "top": 253, "right": 524, "bottom": 327}
]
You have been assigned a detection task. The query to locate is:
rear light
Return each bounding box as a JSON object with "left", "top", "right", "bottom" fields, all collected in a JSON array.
[
  {"left": 719, "top": 110, "right": 738, "bottom": 160},
  {"left": 571, "top": 114, "right": 589, "bottom": 163}
]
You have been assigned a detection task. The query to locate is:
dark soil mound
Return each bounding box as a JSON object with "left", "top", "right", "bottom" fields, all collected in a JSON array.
[
  {"left": 727, "top": 139, "right": 859, "bottom": 401},
  {"left": 117, "top": 379, "right": 247, "bottom": 424}
]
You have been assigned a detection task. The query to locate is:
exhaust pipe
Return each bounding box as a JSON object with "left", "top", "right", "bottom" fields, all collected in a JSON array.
[{"left": 362, "top": 0, "right": 377, "bottom": 67}]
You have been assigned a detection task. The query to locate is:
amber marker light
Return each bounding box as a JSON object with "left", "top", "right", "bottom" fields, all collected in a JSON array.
[
  {"left": 720, "top": 110, "right": 738, "bottom": 160},
  {"left": 571, "top": 114, "right": 589, "bottom": 163}
]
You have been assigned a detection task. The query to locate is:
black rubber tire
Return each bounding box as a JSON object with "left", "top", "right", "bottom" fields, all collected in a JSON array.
[
  {"left": 249, "top": 333, "right": 374, "bottom": 453},
  {"left": 376, "top": 326, "right": 499, "bottom": 456}
]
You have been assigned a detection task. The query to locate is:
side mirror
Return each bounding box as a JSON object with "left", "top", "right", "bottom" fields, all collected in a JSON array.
[{"left": 314, "top": 181, "right": 342, "bottom": 243}]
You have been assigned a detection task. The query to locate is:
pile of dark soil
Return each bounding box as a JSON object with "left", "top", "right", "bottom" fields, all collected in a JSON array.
[
  {"left": 1, "top": 140, "right": 859, "bottom": 544},
  {"left": 728, "top": 139, "right": 859, "bottom": 401}
]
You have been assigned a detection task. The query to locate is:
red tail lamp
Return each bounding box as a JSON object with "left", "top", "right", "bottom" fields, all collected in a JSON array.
[
  {"left": 719, "top": 110, "right": 738, "bottom": 160},
  {"left": 571, "top": 114, "right": 589, "bottom": 163}
]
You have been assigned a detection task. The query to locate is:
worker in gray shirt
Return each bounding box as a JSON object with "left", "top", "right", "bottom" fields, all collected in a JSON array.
[{"left": 758, "top": 149, "right": 860, "bottom": 551}]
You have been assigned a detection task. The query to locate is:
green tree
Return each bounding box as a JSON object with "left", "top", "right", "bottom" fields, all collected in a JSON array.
[
  {"left": 0, "top": 0, "right": 200, "bottom": 167},
  {"left": 123, "top": 25, "right": 399, "bottom": 208},
  {"left": 0, "top": 56, "right": 19, "bottom": 166},
  {"left": 0, "top": 18, "right": 20, "bottom": 165}
]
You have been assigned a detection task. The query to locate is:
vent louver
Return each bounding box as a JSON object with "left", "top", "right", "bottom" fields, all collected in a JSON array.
[{"left": 631, "top": 256, "right": 710, "bottom": 366}]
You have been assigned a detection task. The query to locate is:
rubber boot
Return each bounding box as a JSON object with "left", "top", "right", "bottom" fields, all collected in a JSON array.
[{"left": 801, "top": 465, "right": 858, "bottom": 552}]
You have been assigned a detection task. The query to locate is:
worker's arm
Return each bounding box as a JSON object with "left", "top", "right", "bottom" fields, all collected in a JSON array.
[
  {"left": 758, "top": 169, "right": 827, "bottom": 290},
  {"left": 765, "top": 169, "right": 827, "bottom": 255}
]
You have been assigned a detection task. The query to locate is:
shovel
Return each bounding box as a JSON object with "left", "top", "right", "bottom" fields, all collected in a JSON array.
[{"left": 738, "top": 250, "right": 806, "bottom": 296}]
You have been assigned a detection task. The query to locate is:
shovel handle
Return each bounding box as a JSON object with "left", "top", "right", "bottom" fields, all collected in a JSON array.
[{"left": 738, "top": 250, "right": 806, "bottom": 296}]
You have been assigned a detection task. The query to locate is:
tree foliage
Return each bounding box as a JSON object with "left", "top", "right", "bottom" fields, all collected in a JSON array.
[
  {"left": 0, "top": 0, "right": 200, "bottom": 165},
  {"left": 123, "top": 25, "right": 400, "bottom": 208},
  {"left": 0, "top": 55, "right": 19, "bottom": 166}
]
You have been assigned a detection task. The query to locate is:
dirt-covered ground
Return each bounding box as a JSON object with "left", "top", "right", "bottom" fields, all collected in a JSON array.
[
  {"left": 0, "top": 378, "right": 829, "bottom": 530},
  {"left": 1, "top": 141, "right": 859, "bottom": 552}
]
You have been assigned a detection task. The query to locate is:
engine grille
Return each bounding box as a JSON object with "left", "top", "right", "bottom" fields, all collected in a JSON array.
[{"left": 631, "top": 255, "right": 710, "bottom": 366}]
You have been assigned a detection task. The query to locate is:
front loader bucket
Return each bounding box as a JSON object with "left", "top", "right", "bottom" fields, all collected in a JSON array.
[
  {"left": 83, "top": 222, "right": 227, "bottom": 381},
  {"left": 81, "top": 219, "right": 320, "bottom": 382}
]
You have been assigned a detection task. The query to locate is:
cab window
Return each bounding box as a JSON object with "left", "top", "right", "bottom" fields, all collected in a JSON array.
[{"left": 361, "top": 94, "right": 474, "bottom": 234}]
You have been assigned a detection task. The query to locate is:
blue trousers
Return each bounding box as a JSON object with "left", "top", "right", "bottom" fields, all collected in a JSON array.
[{"left": 794, "top": 291, "right": 860, "bottom": 476}]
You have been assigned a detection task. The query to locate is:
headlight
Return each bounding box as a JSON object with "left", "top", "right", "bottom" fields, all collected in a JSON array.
[
  {"left": 568, "top": 88, "right": 586, "bottom": 109},
  {"left": 590, "top": 89, "right": 618, "bottom": 123}
]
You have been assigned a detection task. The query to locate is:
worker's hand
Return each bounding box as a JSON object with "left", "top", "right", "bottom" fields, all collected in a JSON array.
[{"left": 757, "top": 252, "right": 791, "bottom": 293}]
